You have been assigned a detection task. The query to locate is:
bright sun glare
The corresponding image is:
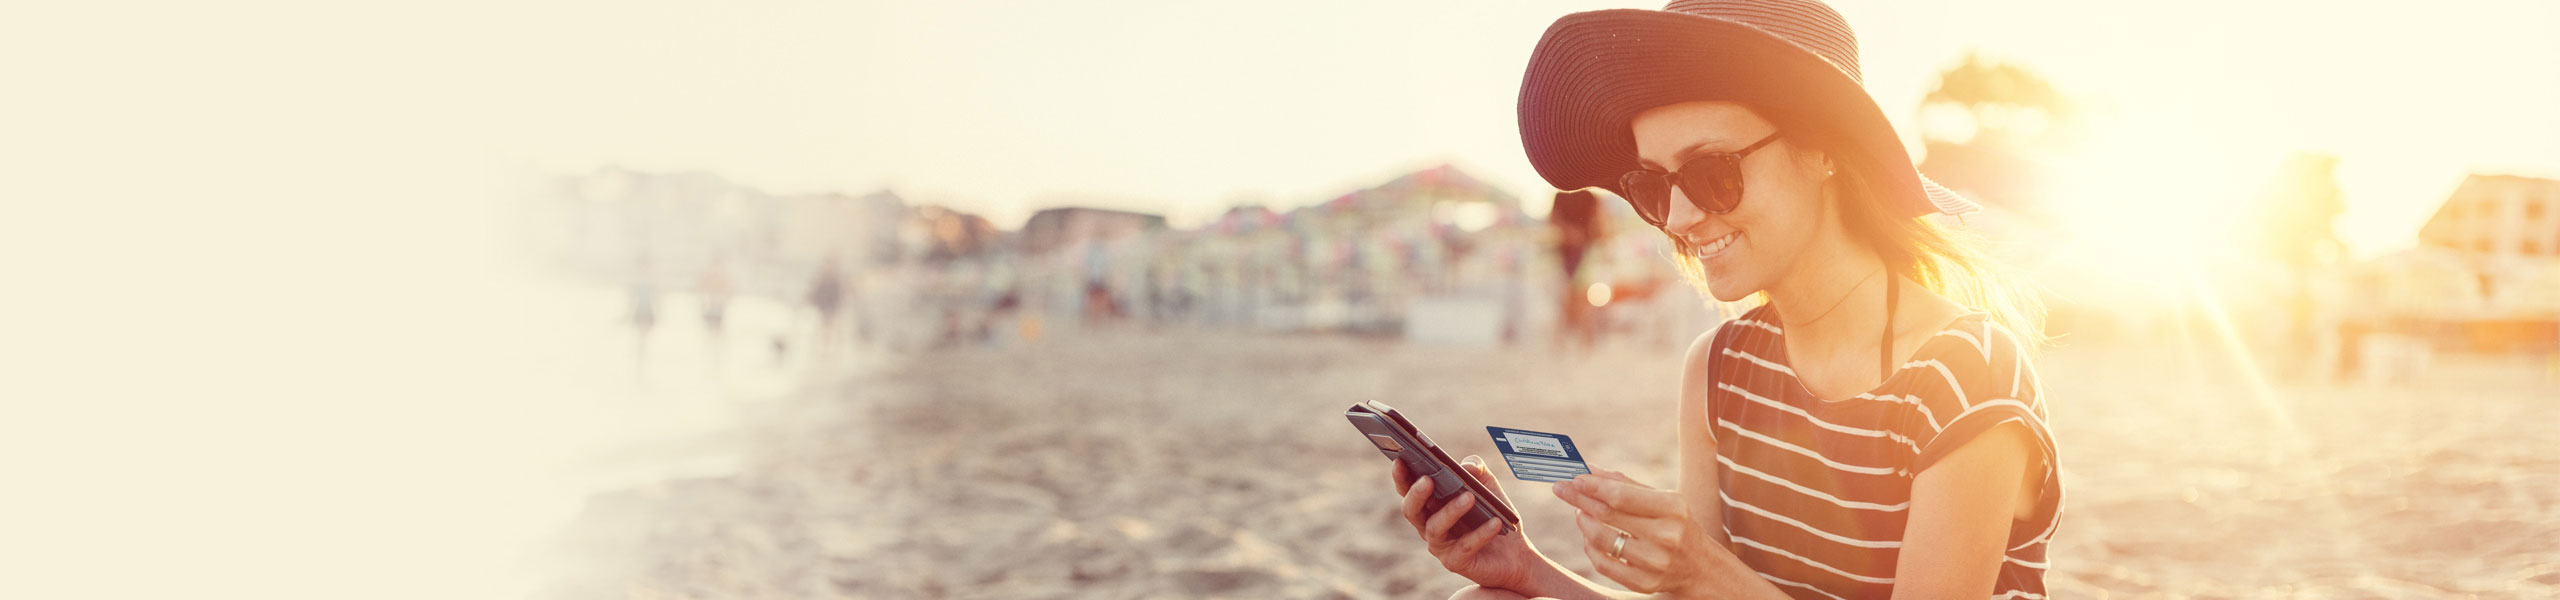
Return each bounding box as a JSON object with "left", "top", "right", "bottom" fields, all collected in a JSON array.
[{"left": 2039, "top": 111, "right": 2260, "bottom": 303}]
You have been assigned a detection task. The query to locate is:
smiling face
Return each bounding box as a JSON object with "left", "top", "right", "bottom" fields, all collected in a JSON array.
[{"left": 1629, "top": 101, "right": 1838, "bottom": 303}]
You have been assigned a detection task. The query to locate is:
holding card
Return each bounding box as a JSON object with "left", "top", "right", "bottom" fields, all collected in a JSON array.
[{"left": 1485, "top": 426, "right": 1592, "bottom": 483}]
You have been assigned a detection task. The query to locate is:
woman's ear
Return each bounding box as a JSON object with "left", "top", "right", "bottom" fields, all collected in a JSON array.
[{"left": 1787, "top": 144, "right": 1834, "bottom": 181}]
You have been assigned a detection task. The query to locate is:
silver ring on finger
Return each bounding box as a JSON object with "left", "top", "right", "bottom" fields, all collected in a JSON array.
[{"left": 1609, "top": 531, "right": 1631, "bottom": 563}]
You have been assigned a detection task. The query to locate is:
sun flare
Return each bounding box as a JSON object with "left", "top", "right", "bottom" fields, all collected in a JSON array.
[{"left": 2039, "top": 111, "right": 2259, "bottom": 303}]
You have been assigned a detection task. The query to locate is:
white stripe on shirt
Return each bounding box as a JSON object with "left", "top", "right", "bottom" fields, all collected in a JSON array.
[
  {"left": 1721, "top": 491, "right": 1904, "bottom": 548},
  {"left": 1936, "top": 327, "right": 1986, "bottom": 356},
  {"left": 1850, "top": 392, "right": 1941, "bottom": 432},
  {"left": 1716, "top": 418, "right": 1901, "bottom": 476},
  {"left": 1731, "top": 318, "right": 1783, "bottom": 334},
  {"left": 1717, "top": 454, "right": 1911, "bottom": 512},
  {"left": 1716, "top": 382, "right": 1915, "bottom": 448},
  {"left": 1902, "top": 359, "right": 1971, "bottom": 410},
  {"left": 1723, "top": 347, "right": 1796, "bottom": 376}
]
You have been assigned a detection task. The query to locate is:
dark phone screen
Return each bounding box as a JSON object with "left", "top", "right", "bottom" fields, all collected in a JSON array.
[{"left": 1346, "top": 402, "right": 1519, "bottom": 528}]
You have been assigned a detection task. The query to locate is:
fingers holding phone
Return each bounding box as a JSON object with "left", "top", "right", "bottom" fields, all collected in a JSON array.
[
  {"left": 1350, "top": 402, "right": 1540, "bottom": 591},
  {"left": 1389, "top": 454, "right": 1538, "bottom": 591},
  {"left": 1391, "top": 452, "right": 1415, "bottom": 495},
  {"left": 1396, "top": 456, "right": 1511, "bottom": 541},
  {"left": 1455, "top": 455, "right": 1513, "bottom": 507},
  {"left": 1392, "top": 454, "right": 1510, "bottom": 506}
]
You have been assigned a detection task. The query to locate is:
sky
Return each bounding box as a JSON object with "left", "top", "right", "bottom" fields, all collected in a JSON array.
[
  {"left": 461, "top": 0, "right": 2556, "bottom": 256},
  {"left": 13, "top": 1, "right": 2554, "bottom": 251}
]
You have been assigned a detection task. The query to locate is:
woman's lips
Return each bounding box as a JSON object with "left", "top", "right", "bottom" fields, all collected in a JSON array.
[{"left": 1691, "top": 231, "right": 1741, "bottom": 261}]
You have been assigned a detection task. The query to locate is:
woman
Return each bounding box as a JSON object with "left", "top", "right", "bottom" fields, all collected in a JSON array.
[{"left": 1386, "top": 1, "right": 2061, "bottom": 598}]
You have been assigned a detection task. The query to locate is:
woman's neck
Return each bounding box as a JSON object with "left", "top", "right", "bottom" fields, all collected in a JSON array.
[{"left": 1767, "top": 233, "right": 1890, "bottom": 360}]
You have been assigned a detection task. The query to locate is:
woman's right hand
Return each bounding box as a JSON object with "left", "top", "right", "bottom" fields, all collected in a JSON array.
[{"left": 1393, "top": 455, "right": 1542, "bottom": 592}]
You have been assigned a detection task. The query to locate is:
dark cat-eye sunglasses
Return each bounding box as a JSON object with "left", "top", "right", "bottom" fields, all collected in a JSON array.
[{"left": 1615, "top": 130, "right": 1782, "bottom": 226}]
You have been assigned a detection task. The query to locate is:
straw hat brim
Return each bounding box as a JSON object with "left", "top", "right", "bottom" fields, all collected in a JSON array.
[{"left": 1517, "top": 9, "right": 1978, "bottom": 218}]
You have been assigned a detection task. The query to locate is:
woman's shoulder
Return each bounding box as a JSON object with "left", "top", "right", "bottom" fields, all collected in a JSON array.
[{"left": 1906, "top": 311, "right": 2042, "bottom": 400}]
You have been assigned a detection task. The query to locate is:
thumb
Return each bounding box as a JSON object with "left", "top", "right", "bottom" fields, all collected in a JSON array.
[{"left": 1460, "top": 455, "right": 1509, "bottom": 500}]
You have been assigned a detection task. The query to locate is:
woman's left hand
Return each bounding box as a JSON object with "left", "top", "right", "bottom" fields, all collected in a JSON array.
[{"left": 1553, "top": 469, "right": 1729, "bottom": 596}]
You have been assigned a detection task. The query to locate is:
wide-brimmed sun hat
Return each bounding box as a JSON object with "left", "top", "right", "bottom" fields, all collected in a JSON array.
[{"left": 1518, "top": 0, "right": 1979, "bottom": 218}]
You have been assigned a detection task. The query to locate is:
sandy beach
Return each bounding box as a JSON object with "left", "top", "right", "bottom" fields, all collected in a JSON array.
[{"left": 534, "top": 325, "right": 2560, "bottom": 599}]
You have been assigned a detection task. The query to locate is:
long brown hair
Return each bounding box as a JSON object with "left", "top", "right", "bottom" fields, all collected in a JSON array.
[{"left": 1662, "top": 106, "right": 2049, "bottom": 348}]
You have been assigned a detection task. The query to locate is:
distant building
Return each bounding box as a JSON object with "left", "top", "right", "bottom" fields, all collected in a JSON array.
[
  {"left": 2366, "top": 173, "right": 2560, "bottom": 352},
  {"left": 2420, "top": 173, "right": 2560, "bottom": 257},
  {"left": 1017, "top": 207, "right": 1166, "bottom": 255},
  {"left": 779, "top": 190, "right": 907, "bottom": 267},
  {"left": 2414, "top": 174, "right": 2560, "bottom": 317},
  {"left": 905, "top": 204, "right": 1003, "bottom": 263}
]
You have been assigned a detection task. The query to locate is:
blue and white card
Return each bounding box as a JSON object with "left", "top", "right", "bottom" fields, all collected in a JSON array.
[{"left": 1485, "top": 426, "right": 1591, "bottom": 483}]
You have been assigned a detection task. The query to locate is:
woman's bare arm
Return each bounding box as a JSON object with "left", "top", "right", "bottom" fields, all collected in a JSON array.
[
  {"left": 1675, "top": 328, "right": 1730, "bottom": 547},
  {"left": 1888, "top": 421, "right": 2042, "bottom": 599}
]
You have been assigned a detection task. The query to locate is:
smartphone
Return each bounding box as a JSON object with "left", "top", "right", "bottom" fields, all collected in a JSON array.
[{"left": 1345, "top": 400, "right": 1520, "bottom": 536}]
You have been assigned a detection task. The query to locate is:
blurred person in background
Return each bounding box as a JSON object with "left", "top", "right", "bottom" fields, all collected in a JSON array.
[
  {"left": 1387, "top": 1, "right": 2060, "bottom": 598},
  {"left": 1082, "top": 240, "right": 1118, "bottom": 323},
  {"left": 627, "top": 254, "right": 658, "bottom": 367},
  {"left": 807, "top": 254, "right": 845, "bottom": 361},
  {"left": 697, "top": 255, "right": 732, "bottom": 362},
  {"left": 1551, "top": 189, "right": 1606, "bottom": 353}
]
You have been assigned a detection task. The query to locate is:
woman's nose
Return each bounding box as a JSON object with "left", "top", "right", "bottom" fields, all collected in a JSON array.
[{"left": 1661, "top": 188, "right": 1711, "bottom": 237}]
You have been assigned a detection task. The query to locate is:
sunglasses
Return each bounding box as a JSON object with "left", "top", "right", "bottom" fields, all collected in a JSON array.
[{"left": 1616, "top": 130, "right": 1783, "bottom": 226}]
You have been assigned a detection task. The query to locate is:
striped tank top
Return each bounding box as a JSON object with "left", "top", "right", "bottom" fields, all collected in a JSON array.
[{"left": 1706, "top": 303, "right": 2062, "bottom": 599}]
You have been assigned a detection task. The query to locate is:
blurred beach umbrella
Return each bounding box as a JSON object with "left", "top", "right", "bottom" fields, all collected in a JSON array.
[{"left": 1302, "top": 164, "right": 1522, "bottom": 228}]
